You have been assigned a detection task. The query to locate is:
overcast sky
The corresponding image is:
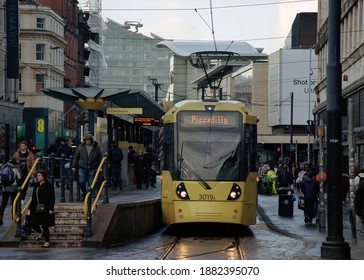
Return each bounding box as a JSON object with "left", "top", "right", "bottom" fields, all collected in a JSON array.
[{"left": 83, "top": 0, "right": 317, "bottom": 55}]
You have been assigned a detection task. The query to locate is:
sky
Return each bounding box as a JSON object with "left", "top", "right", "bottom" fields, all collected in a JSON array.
[{"left": 81, "top": 0, "right": 317, "bottom": 55}]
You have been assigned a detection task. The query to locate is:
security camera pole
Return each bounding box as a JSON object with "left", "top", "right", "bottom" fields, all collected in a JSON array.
[{"left": 320, "top": 0, "right": 350, "bottom": 259}]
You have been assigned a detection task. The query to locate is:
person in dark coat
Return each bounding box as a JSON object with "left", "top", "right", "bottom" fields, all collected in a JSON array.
[
  {"left": 355, "top": 175, "right": 364, "bottom": 230},
  {"left": 134, "top": 149, "right": 144, "bottom": 189},
  {"left": 108, "top": 140, "right": 123, "bottom": 190},
  {"left": 47, "top": 137, "right": 62, "bottom": 185},
  {"left": 301, "top": 171, "right": 320, "bottom": 224},
  {"left": 143, "top": 147, "right": 156, "bottom": 189},
  {"left": 276, "top": 164, "right": 292, "bottom": 189},
  {"left": 29, "top": 169, "right": 55, "bottom": 248},
  {"left": 56, "top": 138, "right": 73, "bottom": 189},
  {"left": 72, "top": 134, "right": 102, "bottom": 200}
]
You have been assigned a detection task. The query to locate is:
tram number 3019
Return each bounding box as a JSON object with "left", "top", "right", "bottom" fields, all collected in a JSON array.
[{"left": 199, "top": 194, "right": 215, "bottom": 200}]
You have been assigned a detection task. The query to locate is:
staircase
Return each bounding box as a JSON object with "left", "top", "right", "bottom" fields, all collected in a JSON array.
[{"left": 19, "top": 203, "right": 86, "bottom": 248}]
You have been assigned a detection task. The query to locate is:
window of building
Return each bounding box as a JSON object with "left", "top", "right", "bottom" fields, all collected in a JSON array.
[
  {"left": 36, "top": 44, "right": 45, "bottom": 60},
  {"left": 36, "top": 74, "right": 45, "bottom": 92},
  {"left": 36, "top": 18, "right": 45, "bottom": 29}
]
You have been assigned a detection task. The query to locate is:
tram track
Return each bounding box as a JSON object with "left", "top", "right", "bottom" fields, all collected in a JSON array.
[{"left": 159, "top": 235, "right": 245, "bottom": 260}]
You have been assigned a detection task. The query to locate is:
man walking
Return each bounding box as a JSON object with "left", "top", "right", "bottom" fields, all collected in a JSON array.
[{"left": 72, "top": 134, "right": 102, "bottom": 201}]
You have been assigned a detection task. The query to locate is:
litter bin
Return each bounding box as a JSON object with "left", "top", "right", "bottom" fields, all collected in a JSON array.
[{"left": 278, "top": 187, "right": 294, "bottom": 217}]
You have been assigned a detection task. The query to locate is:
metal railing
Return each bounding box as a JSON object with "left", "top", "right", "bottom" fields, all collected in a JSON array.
[
  {"left": 83, "top": 155, "right": 109, "bottom": 237},
  {"left": 10, "top": 153, "right": 110, "bottom": 238},
  {"left": 12, "top": 157, "right": 40, "bottom": 236}
]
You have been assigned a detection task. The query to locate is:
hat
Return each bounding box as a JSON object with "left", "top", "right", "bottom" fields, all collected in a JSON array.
[{"left": 84, "top": 134, "right": 93, "bottom": 141}]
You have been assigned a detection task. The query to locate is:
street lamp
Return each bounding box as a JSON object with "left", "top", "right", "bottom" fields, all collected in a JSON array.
[
  {"left": 148, "top": 77, "right": 162, "bottom": 103},
  {"left": 307, "top": 45, "right": 316, "bottom": 163}
]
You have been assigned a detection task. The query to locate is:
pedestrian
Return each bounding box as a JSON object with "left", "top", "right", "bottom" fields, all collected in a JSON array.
[
  {"left": 134, "top": 149, "right": 144, "bottom": 189},
  {"left": 354, "top": 167, "right": 364, "bottom": 232},
  {"left": 0, "top": 157, "right": 22, "bottom": 225},
  {"left": 301, "top": 171, "right": 319, "bottom": 224},
  {"left": 47, "top": 137, "right": 62, "bottom": 187},
  {"left": 295, "top": 164, "right": 307, "bottom": 192},
  {"left": 143, "top": 147, "right": 156, "bottom": 189},
  {"left": 72, "top": 134, "right": 102, "bottom": 201},
  {"left": 276, "top": 164, "right": 292, "bottom": 189},
  {"left": 342, "top": 172, "right": 350, "bottom": 202},
  {"left": 127, "top": 145, "right": 136, "bottom": 185},
  {"left": 13, "top": 140, "right": 35, "bottom": 203},
  {"left": 29, "top": 169, "right": 55, "bottom": 248},
  {"left": 56, "top": 138, "right": 73, "bottom": 189},
  {"left": 109, "top": 140, "right": 123, "bottom": 190}
]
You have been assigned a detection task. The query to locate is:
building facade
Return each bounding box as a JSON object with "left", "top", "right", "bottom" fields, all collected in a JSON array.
[
  {"left": 99, "top": 18, "right": 172, "bottom": 103},
  {"left": 19, "top": 3, "right": 66, "bottom": 152},
  {"left": 314, "top": 0, "right": 364, "bottom": 171}
]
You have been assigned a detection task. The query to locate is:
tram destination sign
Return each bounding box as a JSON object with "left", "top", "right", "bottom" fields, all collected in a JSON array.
[
  {"left": 133, "top": 117, "right": 160, "bottom": 126},
  {"left": 179, "top": 111, "right": 240, "bottom": 128}
]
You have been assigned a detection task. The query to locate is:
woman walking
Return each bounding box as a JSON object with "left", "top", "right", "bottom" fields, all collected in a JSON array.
[{"left": 30, "top": 169, "right": 55, "bottom": 248}]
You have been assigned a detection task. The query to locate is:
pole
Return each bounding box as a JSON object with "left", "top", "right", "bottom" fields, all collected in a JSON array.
[
  {"left": 290, "top": 92, "right": 294, "bottom": 174},
  {"left": 321, "top": 0, "right": 350, "bottom": 259},
  {"left": 348, "top": 97, "right": 357, "bottom": 242},
  {"left": 318, "top": 120, "right": 326, "bottom": 231},
  {"left": 154, "top": 84, "right": 158, "bottom": 103},
  {"left": 307, "top": 47, "right": 313, "bottom": 164}
]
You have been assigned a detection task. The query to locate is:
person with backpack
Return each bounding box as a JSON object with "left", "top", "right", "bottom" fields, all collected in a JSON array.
[
  {"left": 0, "top": 157, "right": 22, "bottom": 225},
  {"left": 13, "top": 140, "right": 35, "bottom": 203},
  {"left": 108, "top": 140, "right": 124, "bottom": 190}
]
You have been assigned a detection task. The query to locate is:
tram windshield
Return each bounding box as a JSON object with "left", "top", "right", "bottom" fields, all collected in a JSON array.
[{"left": 177, "top": 111, "right": 243, "bottom": 181}]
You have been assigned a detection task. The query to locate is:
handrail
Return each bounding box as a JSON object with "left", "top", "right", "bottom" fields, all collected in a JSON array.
[
  {"left": 83, "top": 180, "right": 107, "bottom": 219},
  {"left": 12, "top": 157, "right": 41, "bottom": 223},
  {"left": 83, "top": 156, "right": 108, "bottom": 220}
]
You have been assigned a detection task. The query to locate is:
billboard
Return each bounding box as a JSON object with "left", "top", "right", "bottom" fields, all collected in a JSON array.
[
  {"left": 268, "top": 49, "right": 318, "bottom": 126},
  {"left": 6, "top": 0, "right": 19, "bottom": 79}
]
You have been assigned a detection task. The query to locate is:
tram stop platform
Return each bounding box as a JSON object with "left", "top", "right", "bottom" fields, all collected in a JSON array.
[{"left": 0, "top": 178, "right": 363, "bottom": 259}]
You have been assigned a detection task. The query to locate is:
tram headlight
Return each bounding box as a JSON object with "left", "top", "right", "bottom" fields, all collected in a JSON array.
[
  {"left": 176, "top": 183, "right": 190, "bottom": 199},
  {"left": 227, "top": 183, "right": 241, "bottom": 200}
]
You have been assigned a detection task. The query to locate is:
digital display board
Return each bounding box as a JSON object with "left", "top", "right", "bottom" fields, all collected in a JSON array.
[
  {"left": 134, "top": 117, "right": 160, "bottom": 126},
  {"left": 178, "top": 111, "right": 240, "bottom": 128}
]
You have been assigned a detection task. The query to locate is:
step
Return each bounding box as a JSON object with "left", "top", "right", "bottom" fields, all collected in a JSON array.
[{"left": 19, "top": 239, "right": 82, "bottom": 248}]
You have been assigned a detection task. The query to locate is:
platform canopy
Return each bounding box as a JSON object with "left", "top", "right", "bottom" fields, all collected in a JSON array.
[{"left": 42, "top": 87, "right": 166, "bottom": 119}]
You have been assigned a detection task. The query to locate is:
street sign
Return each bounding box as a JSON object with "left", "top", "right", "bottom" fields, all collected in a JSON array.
[
  {"left": 290, "top": 144, "right": 295, "bottom": 152},
  {"left": 106, "top": 108, "right": 143, "bottom": 115}
]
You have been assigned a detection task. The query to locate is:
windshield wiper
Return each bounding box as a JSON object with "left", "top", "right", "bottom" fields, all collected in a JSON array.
[{"left": 181, "top": 159, "right": 212, "bottom": 190}]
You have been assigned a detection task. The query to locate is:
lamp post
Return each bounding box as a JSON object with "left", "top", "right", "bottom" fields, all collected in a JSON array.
[
  {"left": 149, "top": 77, "right": 162, "bottom": 103},
  {"left": 290, "top": 92, "right": 294, "bottom": 175},
  {"left": 307, "top": 45, "right": 314, "bottom": 164},
  {"left": 321, "top": 0, "right": 350, "bottom": 259}
]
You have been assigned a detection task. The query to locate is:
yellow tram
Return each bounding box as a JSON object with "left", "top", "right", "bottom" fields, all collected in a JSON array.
[{"left": 161, "top": 99, "right": 258, "bottom": 226}]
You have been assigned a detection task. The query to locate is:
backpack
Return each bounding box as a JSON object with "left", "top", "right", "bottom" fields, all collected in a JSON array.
[
  {"left": 110, "top": 147, "right": 123, "bottom": 163},
  {"left": 0, "top": 164, "right": 15, "bottom": 187}
]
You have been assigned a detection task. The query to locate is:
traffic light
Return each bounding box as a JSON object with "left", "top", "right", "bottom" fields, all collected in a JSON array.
[
  {"left": 277, "top": 147, "right": 281, "bottom": 153},
  {"left": 32, "top": 146, "right": 37, "bottom": 152}
]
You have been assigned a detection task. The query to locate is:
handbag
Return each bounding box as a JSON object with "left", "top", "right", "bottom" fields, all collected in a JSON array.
[
  {"left": 36, "top": 188, "right": 47, "bottom": 213},
  {"left": 298, "top": 195, "right": 305, "bottom": 210},
  {"left": 36, "top": 203, "right": 47, "bottom": 213}
]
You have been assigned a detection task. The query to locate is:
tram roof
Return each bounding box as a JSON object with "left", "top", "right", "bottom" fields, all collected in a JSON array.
[
  {"left": 42, "top": 87, "right": 166, "bottom": 119},
  {"left": 156, "top": 40, "right": 267, "bottom": 59}
]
